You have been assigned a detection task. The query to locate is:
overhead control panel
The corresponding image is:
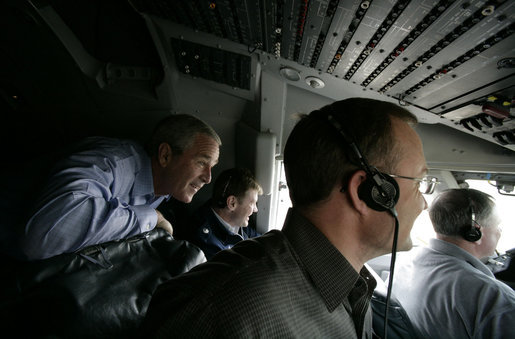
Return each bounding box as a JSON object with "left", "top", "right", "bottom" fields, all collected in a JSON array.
[{"left": 132, "top": 0, "right": 515, "bottom": 146}]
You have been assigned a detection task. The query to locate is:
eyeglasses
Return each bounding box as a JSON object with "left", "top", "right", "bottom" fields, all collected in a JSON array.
[{"left": 386, "top": 174, "right": 439, "bottom": 195}]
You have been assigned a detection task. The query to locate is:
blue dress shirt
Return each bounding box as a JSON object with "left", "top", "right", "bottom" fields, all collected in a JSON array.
[
  {"left": 19, "top": 137, "right": 167, "bottom": 260},
  {"left": 392, "top": 238, "right": 515, "bottom": 338}
]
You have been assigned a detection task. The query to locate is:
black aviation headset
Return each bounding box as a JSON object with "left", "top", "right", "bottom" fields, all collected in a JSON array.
[
  {"left": 325, "top": 112, "right": 400, "bottom": 339},
  {"left": 216, "top": 175, "right": 233, "bottom": 208},
  {"left": 462, "top": 192, "right": 482, "bottom": 242},
  {"left": 326, "top": 114, "right": 400, "bottom": 216}
]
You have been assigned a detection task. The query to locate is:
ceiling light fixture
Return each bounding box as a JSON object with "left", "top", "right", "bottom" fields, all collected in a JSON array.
[
  {"left": 279, "top": 67, "right": 301, "bottom": 81},
  {"left": 305, "top": 76, "right": 325, "bottom": 89}
]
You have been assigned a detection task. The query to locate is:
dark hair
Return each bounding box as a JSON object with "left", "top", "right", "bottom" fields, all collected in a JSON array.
[
  {"left": 146, "top": 114, "right": 221, "bottom": 156},
  {"left": 283, "top": 97, "right": 417, "bottom": 209},
  {"left": 429, "top": 188, "right": 495, "bottom": 236},
  {"left": 212, "top": 168, "right": 263, "bottom": 208}
]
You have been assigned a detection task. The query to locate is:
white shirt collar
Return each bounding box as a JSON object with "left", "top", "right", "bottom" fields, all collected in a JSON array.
[{"left": 211, "top": 208, "right": 241, "bottom": 235}]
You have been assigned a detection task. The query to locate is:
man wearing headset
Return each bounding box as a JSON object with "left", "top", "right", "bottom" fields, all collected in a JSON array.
[
  {"left": 188, "top": 167, "right": 262, "bottom": 260},
  {"left": 142, "top": 98, "right": 431, "bottom": 338},
  {"left": 392, "top": 188, "right": 515, "bottom": 338}
]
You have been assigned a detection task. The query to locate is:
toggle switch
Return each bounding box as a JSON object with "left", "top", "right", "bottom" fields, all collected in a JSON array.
[{"left": 478, "top": 114, "right": 493, "bottom": 128}]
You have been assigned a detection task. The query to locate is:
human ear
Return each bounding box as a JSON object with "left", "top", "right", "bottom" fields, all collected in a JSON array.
[
  {"left": 346, "top": 170, "right": 370, "bottom": 215},
  {"left": 227, "top": 196, "right": 237, "bottom": 211},
  {"left": 157, "top": 143, "right": 172, "bottom": 167}
]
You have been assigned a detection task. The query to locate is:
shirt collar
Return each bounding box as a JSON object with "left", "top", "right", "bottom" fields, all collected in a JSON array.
[
  {"left": 132, "top": 149, "right": 170, "bottom": 202},
  {"left": 132, "top": 148, "right": 155, "bottom": 196},
  {"left": 211, "top": 208, "right": 241, "bottom": 235},
  {"left": 282, "top": 208, "right": 376, "bottom": 312},
  {"left": 429, "top": 238, "right": 495, "bottom": 277}
]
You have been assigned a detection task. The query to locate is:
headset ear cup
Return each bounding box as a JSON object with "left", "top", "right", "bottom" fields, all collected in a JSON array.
[
  {"left": 358, "top": 173, "right": 399, "bottom": 211},
  {"left": 462, "top": 194, "right": 482, "bottom": 242},
  {"left": 463, "top": 227, "right": 482, "bottom": 242},
  {"left": 358, "top": 179, "right": 386, "bottom": 211}
]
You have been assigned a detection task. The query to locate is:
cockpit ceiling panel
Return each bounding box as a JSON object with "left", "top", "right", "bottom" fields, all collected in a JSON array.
[
  {"left": 132, "top": 0, "right": 514, "bottom": 113},
  {"left": 131, "top": 0, "right": 515, "bottom": 148}
]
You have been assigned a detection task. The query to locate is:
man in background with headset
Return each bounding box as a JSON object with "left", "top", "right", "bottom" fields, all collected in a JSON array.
[
  {"left": 393, "top": 188, "right": 515, "bottom": 338},
  {"left": 187, "top": 167, "right": 262, "bottom": 260},
  {"left": 142, "top": 98, "right": 432, "bottom": 337}
]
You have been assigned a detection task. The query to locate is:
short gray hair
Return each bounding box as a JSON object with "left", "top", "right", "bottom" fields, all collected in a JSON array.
[
  {"left": 429, "top": 188, "right": 496, "bottom": 236},
  {"left": 146, "top": 114, "right": 221, "bottom": 156}
]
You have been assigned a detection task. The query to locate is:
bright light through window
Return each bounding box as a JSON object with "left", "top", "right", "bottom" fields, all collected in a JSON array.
[
  {"left": 401, "top": 180, "right": 514, "bottom": 254},
  {"left": 273, "top": 161, "right": 291, "bottom": 230}
]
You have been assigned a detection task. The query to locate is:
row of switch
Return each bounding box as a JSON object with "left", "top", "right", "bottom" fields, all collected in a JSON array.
[
  {"left": 461, "top": 113, "right": 504, "bottom": 131},
  {"left": 363, "top": 0, "right": 453, "bottom": 87},
  {"left": 403, "top": 22, "right": 514, "bottom": 96},
  {"left": 327, "top": 0, "right": 372, "bottom": 74},
  {"left": 460, "top": 113, "right": 515, "bottom": 145},
  {"left": 493, "top": 130, "right": 515, "bottom": 145},
  {"left": 344, "top": 0, "right": 410, "bottom": 80},
  {"left": 379, "top": 0, "right": 506, "bottom": 94},
  {"left": 292, "top": 0, "right": 310, "bottom": 61},
  {"left": 309, "top": 0, "right": 340, "bottom": 67}
]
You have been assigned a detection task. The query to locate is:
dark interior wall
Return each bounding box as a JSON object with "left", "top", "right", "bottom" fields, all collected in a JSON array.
[
  {"left": 0, "top": 0, "right": 169, "bottom": 155},
  {"left": 0, "top": 0, "right": 173, "bottom": 245}
]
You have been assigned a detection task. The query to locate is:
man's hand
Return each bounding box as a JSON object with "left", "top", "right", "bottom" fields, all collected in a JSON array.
[{"left": 155, "top": 210, "right": 173, "bottom": 235}]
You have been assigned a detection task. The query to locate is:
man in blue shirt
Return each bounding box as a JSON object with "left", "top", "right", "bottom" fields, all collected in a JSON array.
[
  {"left": 17, "top": 114, "right": 221, "bottom": 260},
  {"left": 188, "top": 167, "right": 262, "bottom": 259},
  {"left": 392, "top": 188, "right": 515, "bottom": 338}
]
